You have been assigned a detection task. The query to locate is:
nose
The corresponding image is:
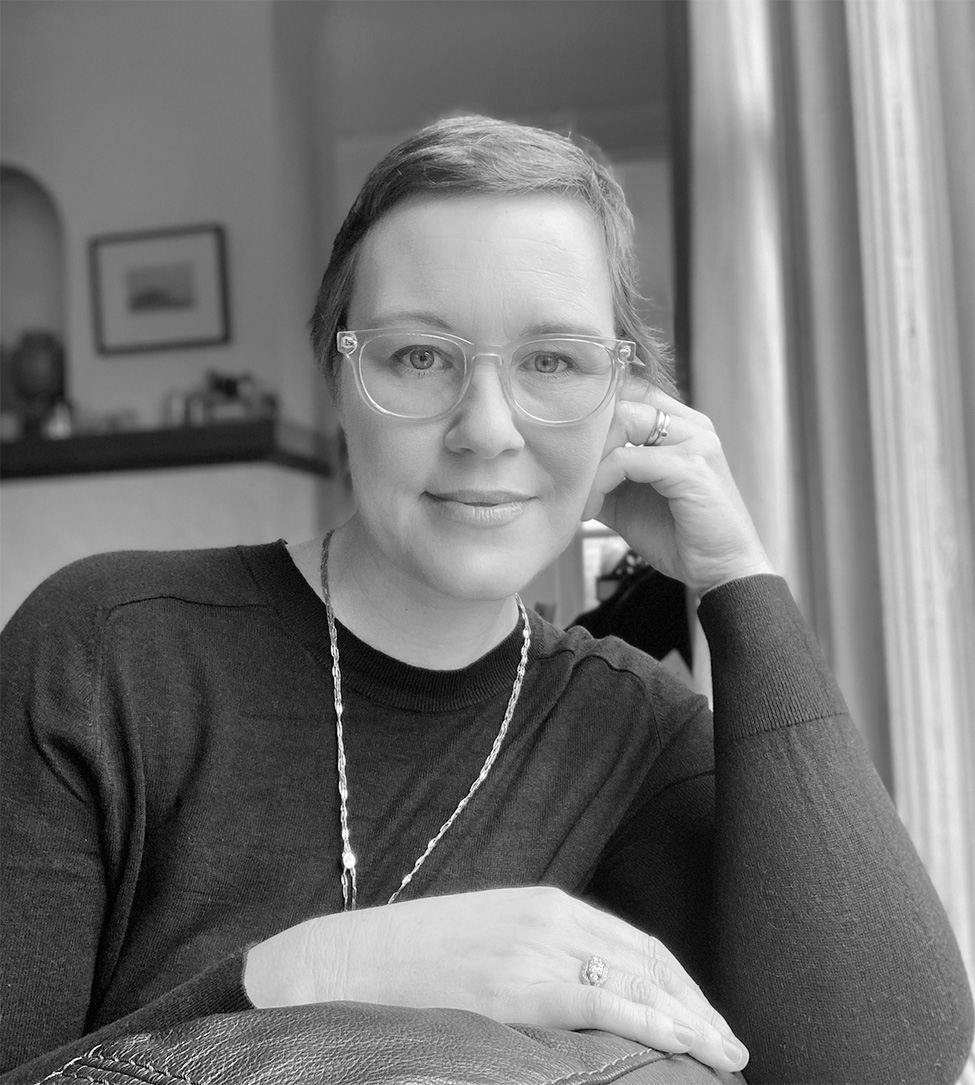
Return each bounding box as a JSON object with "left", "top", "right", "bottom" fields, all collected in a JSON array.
[{"left": 443, "top": 354, "right": 525, "bottom": 457}]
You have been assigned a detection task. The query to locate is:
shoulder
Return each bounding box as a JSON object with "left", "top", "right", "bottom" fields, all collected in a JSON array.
[
  {"left": 0, "top": 543, "right": 292, "bottom": 800},
  {"left": 2, "top": 544, "right": 282, "bottom": 655},
  {"left": 527, "top": 610, "right": 708, "bottom": 737},
  {"left": 530, "top": 611, "right": 685, "bottom": 689},
  {"left": 520, "top": 613, "right": 713, "bottom": 806},
  {"left": 21, "top": 544, "right": 271, "bottom": 615}
]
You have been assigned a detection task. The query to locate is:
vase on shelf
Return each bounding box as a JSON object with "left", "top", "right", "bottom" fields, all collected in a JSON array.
[{"left": 10, "top": 330, "right": 66, "bottom": 439}]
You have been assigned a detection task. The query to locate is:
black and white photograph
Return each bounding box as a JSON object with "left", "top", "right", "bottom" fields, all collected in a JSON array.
[{"left": 1, "top": 2, "right": 972, "bottom": 1084}]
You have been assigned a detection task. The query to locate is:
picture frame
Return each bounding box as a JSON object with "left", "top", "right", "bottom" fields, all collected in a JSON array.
[{"left": 89, "top": 224, "right": 230, "bottom": 354}]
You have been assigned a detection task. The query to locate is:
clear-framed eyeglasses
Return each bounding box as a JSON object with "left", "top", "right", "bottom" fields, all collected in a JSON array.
[{"left": 336, "top": 329, "right": 642, "bottom": 425}]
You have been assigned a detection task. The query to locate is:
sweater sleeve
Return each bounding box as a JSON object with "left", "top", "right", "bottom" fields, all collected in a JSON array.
[
  {"left": 589, "top": 575, "right": 973, "bottom": 1085},
  {"left": 0, "top": 570, "right": 253, "bottom": 1080},
  {"left": 1, "top": 954, "right": 253, "bottom": 1085}
]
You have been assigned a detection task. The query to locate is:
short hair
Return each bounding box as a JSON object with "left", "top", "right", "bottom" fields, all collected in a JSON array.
[{"left": 309, "top": 114, "right": 675, "bottom": 399}]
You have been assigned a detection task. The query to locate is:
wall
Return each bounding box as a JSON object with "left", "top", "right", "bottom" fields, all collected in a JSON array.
[
  {"left": 268, "top": 0, "right": 338, "bottom": 446},
  {"left": 0, "top": 0, "right": 674, "bottom": 624},
  {"left": 314, "top": 0, "right": 670, "bottom": 237},
  {"left": 0, "top": 464, "right": 330, "bottom": 626},
  {"left": 0, "top": 167, "right": 64, "bottom": 343},
  {"left": 314, "top": 1, "right": 668, "bottom": 147},
  {"left": 0, "top": 0, "right": 323, "bottom": 431},
  {"left": 0, "top": 1, "right": 348, "bottom": 616}
]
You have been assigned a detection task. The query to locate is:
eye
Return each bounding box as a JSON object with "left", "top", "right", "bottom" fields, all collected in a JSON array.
[
  {"left": 405, "top": 347, "right": 436, "bottom": 370},
  {"left": 524, "top": 351, "right": 571, "bottom": 375},
  {"left": 392, "top": 345, "right": 452, "bottom": 372}
]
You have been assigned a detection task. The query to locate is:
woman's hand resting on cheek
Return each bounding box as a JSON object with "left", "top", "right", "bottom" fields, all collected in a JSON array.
[
  {"left": 244, "top": 886, "right": 748, "bottom": 1075},
  {"left": 583, "top": 392, "right": 775, "bottom": 596}
]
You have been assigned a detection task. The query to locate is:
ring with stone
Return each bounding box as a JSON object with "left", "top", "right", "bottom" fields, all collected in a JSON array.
[{"left": 581, "top": 954, "right": 609, "bottom": 987}]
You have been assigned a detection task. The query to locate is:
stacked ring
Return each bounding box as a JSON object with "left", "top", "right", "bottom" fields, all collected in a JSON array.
[
  {"left": 581, "top": 955, "right": 609, "bottom": 988},
  {"left": 643, "top": 409, "right": 670, "bottom": 447}
]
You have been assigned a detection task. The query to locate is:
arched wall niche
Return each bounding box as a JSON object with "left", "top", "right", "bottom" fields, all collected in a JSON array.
[{"left": 1, "top": 164, "right": 65, "bottom": 345}]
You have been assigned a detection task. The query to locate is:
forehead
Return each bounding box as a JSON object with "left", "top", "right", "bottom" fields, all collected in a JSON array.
[{"left": 347, "top": 193, "right": 615, "bottom": 335}]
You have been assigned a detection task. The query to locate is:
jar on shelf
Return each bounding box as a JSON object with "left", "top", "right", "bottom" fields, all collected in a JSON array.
[{"left": 10, "top": 330, "right": 66, "bottom": 438}]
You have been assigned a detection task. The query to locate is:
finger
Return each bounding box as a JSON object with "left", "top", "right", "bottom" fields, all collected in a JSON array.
[
  {"left": 603, "top": 965, "right": 743, "bottom": 1066},
  {"left": 625, "top": 406, "right": 680, "bottom": 450},
  {"left": 583, "top": 410, "right": 692, "bottom": 522},
  {"left": 633, "top": 951, "right": 729, "bottom": 1035},
  {"left": 568, "top": 909, "right": 733, "bottom": 1038},
  {"left": 574, "top": 951, "right": 723, "bottom": 1033},
  {"left": 586, "top": 960, "right": 750, "bottom": 1076},
  {"left": 534, "top": 981, "right": 748, "bottom": 1075},
  {"left": 525, "top": 895, "right": 748, "bottom": 1071},
  {"left": 576, "top": 943, "right": 732, "bottom": 1042},
  {"left": 584, "top": 440, "right": 694, "bottom": 523},
  {"left": 587, "top": 396, "right": 703, "bottom": 519},
  {"left": 618, "top": 388, "right": 713, "bottom": 429}
]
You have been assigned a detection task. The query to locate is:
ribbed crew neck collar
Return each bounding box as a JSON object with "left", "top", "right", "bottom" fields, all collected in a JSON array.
[{"left": 238, "top": 540, "right": 533, "bottom": 713}]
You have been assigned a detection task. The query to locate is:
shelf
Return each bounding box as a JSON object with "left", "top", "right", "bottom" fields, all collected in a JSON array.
[{"left": 0, "top": 418, "right": 336, "bottom": 480}]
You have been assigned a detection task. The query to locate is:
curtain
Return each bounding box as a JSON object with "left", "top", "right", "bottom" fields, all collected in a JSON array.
[
  {"left": 686, "top": 1, "right": 974, "bottom": 1078},
  {"left": 845, "top": 4, "right": 975, "bottom": 1079}
]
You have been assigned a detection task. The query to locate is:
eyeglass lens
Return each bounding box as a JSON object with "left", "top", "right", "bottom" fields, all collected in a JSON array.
[{"left": 357, "top": 333, "right": 615, "bottom": 422}]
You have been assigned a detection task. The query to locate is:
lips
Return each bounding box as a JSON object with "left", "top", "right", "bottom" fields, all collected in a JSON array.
[
  {"left": 427, "top": 490, "right": 533, "bottom": 506},
  {"left": 423, "top": 490, "right": 535, "bottom": 527}
]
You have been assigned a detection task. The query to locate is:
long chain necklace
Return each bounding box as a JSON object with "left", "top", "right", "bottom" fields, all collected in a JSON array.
[{"left": 319, "top": 532, "right": 531, "bottom": 911}]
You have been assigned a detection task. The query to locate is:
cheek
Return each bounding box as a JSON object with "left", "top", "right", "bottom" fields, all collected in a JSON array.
[
  {"left": 533, "top": 420, "right": 609, "bottom": 512},
  {"left": 342, "top": 405, "right": 439, "bottom": 509}
]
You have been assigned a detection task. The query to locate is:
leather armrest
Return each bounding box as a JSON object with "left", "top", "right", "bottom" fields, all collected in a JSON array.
[{"left": 34, "top": 1002, "right": 745, "bottom": 1084}]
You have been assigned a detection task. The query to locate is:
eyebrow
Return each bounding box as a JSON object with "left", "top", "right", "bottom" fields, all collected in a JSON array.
[
  {"left": 369, "top": 310, "right": 455, "bottom": 332},
  {"left": 367, "top": 310, "right": 609, "bottom": 339},
  {"left": 520, "top": 319, "right": 608, "bottom": 339}
]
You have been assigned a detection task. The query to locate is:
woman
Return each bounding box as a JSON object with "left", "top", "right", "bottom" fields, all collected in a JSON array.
[{"left": 2, "top": 116, "right": 971, "bottom": 1085}]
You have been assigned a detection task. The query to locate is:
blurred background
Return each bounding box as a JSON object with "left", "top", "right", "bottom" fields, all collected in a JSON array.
[
  {"left": 1, "top": 1, "right": 973, "bottom": 1074},
  {"left": 1, "top": 0, "right": 680, "bottom": 624}
]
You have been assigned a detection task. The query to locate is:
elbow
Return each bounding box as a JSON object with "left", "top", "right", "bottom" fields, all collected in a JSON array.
[
  {"left": 939, "top": 979, "right": 975, "bottom": 1085},
  {"left": 891, "top": 964, "right": 974, "bottom": 1085}
]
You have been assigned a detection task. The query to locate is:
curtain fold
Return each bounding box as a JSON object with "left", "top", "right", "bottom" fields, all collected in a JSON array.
[
  {"left": 687, "top": 0, "right": 806, "bottom": 608},
  {"left": 688, "top": 0, "right": 974, "bottom": 1078},
  {"left": 845, "top": 2, "right": 975, "bottom": 1078}
]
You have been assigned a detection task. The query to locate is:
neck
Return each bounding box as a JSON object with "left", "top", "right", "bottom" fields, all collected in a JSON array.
[{"left": 290, "top": 519, "right": 522, "bottom": 669}]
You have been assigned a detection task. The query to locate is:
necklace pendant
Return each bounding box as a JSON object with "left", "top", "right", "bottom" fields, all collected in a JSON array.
[
  {"left": 341, "top": 852, "right": 357, "bottom": 911},
  {"left": 341, "top": 868, "right": 357, "bottom": 911}
]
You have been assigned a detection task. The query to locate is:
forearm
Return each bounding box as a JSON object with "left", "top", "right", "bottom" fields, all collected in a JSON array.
[
  {"left": 702, "top": 575, "right": 974, "bottom": 1084},
  {"left": 3, "top": 951, "right": 254, "bottom": 1085}
]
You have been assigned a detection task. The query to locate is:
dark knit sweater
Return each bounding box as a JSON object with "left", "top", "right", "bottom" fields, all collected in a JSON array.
[{"left": 1, "top": 542, "right": 971, "bottom": 1084}]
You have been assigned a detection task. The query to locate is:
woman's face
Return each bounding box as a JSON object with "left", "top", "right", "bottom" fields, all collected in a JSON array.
[{"left": 339, "top": 192, "right": 618, "bottom": 604}]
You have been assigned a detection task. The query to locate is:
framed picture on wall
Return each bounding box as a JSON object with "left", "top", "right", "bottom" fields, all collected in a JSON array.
[{"left": 89, "top": 224, "right": 230, "bottom": 354}]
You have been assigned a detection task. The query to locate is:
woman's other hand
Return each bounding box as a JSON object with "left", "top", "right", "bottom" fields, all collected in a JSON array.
[
  {"left": 244, "top": 886, "right": 748, "bottom": 1075},
  {"left": 583, "top": 393, "right": 774, "bottom": 596}
]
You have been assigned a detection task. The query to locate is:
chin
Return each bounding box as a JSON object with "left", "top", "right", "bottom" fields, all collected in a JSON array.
[{"left": 414, "top": 526, "right": 569, "bottom": 604}]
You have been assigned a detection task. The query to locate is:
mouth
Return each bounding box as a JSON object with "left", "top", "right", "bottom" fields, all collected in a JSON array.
[
  {"left": 427, "top": 489, "right": 534, "bottom": 507},
  {"left": 423, "top": 490, "right": 534, "bottom": 527}
]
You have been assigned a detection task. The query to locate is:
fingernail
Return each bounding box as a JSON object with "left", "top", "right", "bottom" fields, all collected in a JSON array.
[
  {"left": 723, "top": 1038, "right": 745, "bottom": 1065},
  {"left": 673, "top": 1023, "right": 696, "bottom": 1046}
]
